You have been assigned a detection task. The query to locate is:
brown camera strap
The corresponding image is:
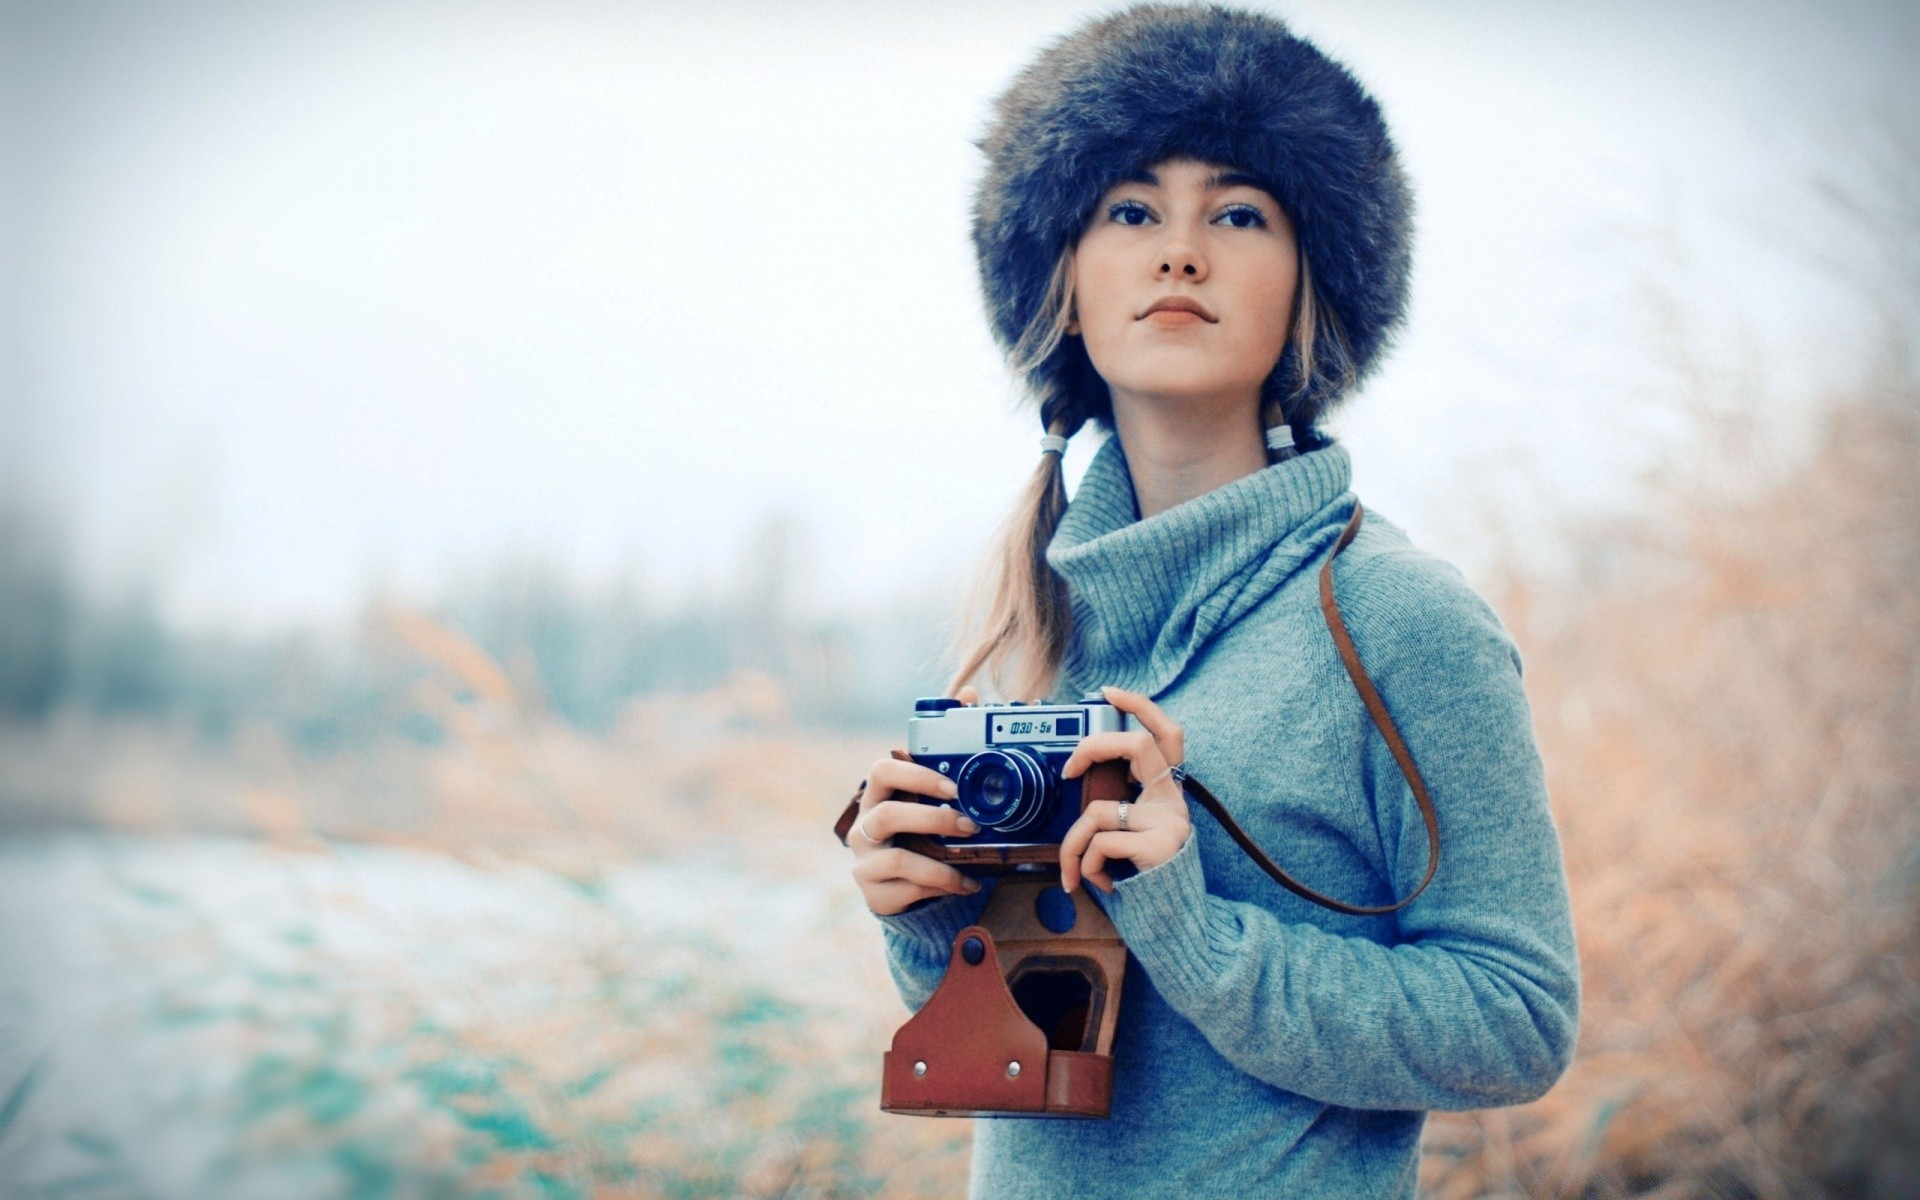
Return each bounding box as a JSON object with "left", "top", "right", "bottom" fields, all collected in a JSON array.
[
  {"left": 1180, "top": 498, "right": 1440, "bottom": 917},
  {"left": 834, "top": 499, "right": 1441, "bottom": 918}
]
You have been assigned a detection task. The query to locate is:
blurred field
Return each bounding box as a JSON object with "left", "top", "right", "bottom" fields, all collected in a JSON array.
[
  {"left": 0, "top": 673, "right": 977, "bottom": 1199},
  {"left": 5, "top": 387, "right": 1916, "bottom": 1199},
  {"left": 7, "top": 387, "right": 1912, "bottom": 1198},
  {"left": 5, "top": 339, "right": 1920, "bottom": 1199},
  {"left": 1419, "top": 385, "right": 1920, "bottom": 1197}
]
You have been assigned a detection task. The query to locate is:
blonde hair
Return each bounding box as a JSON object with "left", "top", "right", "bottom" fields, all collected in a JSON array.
[{"left": 950, "top": 240, "right": 1349, "bottom": 700}]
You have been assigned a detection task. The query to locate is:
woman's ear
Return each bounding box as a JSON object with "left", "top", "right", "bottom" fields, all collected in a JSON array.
[{"left": 1065, "top": 305, "right": 1080, "bottom": 337}]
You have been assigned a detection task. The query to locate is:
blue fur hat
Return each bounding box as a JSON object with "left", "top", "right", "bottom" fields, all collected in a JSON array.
[{"left": 972, "top": 3, "right": 1414, "bottom": 437}]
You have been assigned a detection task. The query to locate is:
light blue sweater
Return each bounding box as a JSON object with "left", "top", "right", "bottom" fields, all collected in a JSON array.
[{"left": 877, "top": 436, "right": 1579, "bottom": 1199}]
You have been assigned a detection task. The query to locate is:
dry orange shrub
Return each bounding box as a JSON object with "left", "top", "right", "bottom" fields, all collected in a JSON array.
[{"left": 1420, "top": 388, "right": 1920, "bottom": 1198}]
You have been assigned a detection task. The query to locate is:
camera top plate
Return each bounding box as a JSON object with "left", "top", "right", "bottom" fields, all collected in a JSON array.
[{"left": 909, "top": 700, "right": 1130, "bottom": 758}]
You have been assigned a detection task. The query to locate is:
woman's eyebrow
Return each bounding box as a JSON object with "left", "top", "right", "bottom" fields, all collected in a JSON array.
[{"left": 1207, "top": 170, "right": 1266, "bottom": 192}]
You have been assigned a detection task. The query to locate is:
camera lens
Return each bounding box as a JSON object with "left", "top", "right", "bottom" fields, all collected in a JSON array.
[{"left": 955, "top": 748, "right": 1051, "bottom": 833}]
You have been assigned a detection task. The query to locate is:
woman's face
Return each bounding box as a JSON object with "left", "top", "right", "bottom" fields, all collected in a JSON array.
[{"left": 1069, "top": 157, "right": 1299, "bottom": 411}]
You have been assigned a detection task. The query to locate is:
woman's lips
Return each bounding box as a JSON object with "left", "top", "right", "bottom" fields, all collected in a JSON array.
[
  {"left": 1144, "top": 309, "right": 1207, "bottom": 327},
  {"left": 1139, "top": 296, "right": 1216, "bottom": 325}
]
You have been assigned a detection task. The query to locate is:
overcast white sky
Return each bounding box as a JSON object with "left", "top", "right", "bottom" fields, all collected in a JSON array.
[{"left": 4, "top": 0, "right": 1914, "bottom": 631}]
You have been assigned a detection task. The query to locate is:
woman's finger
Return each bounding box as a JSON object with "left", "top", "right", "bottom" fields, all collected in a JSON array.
[
  {"left": 1101, "top": 686, "right": 1186, "bottom": 772},
  {"left": 854, "top": 846, "right": 981, "bottom": 896},
  {"left": 853, "top": 799, "right": 979, "bottom": 849},
  {"left": 865, "top": 881, "right": 963, "bottom": 916},
  {"left": 1058, "top": 801, "right": 1109, "bottom": 889},
  {"left": 1079, "top": 831, "right": 1138, "bottom": 894},
  {"left": 862, "top": 756, "right": 960, "bottom": 810},
  {"left": 1059, "top": 801, "right": 1165, "bottom": 888},
  {"left": 953, "top": 686, "right": 980, "bottom": 705},
  {"left": 1060, "top": 730, "right": 1167, "bottom": 783}
]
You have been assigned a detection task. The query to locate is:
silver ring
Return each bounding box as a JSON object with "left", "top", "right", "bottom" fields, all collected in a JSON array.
[
  {"left": 856, "top": 812, "right": 886, "bottom": 845},
  {"left": 1116, "top": 802, "right": 1131, "bottom": 832}
]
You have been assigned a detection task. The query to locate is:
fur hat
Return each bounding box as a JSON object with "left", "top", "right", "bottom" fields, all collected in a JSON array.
[{"left": 972, "top": 2, "right": 1414, "bottom": 436}]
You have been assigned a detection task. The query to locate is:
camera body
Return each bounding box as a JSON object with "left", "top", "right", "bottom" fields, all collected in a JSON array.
[{"left": 906, "top": 696, "right": 1130, "bottom": 864}]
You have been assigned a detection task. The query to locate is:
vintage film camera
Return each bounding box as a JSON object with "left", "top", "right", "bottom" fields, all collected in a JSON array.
[
  {"left": 900, "top": 695, "right": 1135, "bottom": 872},
  {"left": 874, "top": 696, "right": 1139, "bottom": 1119}
]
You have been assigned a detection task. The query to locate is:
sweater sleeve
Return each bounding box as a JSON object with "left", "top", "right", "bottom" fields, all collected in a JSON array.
[
  {"left": 873, "top": 886, "right": 993, "bottom": 1013},
  {"left": 1101, "top": 552, "right": 1581, "bottom": 1112}
]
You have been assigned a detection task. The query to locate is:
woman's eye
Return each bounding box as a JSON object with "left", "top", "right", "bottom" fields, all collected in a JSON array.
[
  {"left": 1215, "top": 204, "right": 1268, "bottom": 229},
  {"left": 1107, "top": 200, "right": 1153, "bottom": 226}
]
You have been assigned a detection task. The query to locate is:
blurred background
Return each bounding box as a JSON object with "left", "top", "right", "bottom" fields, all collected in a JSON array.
[{"left": 1, "top": 0, "right": 1916, "bottom": 1196}]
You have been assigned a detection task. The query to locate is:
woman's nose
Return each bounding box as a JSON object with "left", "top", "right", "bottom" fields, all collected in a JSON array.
[{"left": 1156, "top": 237, "right": 1206, "bottom": 281}]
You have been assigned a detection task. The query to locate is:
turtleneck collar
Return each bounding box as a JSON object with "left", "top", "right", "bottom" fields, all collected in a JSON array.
[{"left": 1046, "top": 433, "right": 1355, "bottom": 697}]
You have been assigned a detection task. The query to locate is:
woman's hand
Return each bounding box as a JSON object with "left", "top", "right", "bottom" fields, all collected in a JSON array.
[
  {"left": 1059, "top": 685, "right": 1192, "bottom": 893},
  {"left": 848, "top": 687, "right": 986, "bottom": 916}
]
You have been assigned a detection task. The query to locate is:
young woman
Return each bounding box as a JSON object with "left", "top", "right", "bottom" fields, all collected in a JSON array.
[{"left": 845, "top": 6, "right": 1579, "bottom": 1196}]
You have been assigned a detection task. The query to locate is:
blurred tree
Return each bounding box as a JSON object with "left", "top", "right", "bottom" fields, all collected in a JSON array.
[{"left": 0, "top": 496, "right": 76, "bottom": 718}]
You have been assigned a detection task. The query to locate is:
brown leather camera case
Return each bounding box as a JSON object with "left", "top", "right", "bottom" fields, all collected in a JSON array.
[{"left": 881, "top": 877, "right": 1127, "bottom": 1118}]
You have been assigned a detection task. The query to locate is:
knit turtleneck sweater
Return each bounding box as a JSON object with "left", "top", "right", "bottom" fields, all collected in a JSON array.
[{"left": 876, "top": 436, "right": 1579, "bottom": 1200}]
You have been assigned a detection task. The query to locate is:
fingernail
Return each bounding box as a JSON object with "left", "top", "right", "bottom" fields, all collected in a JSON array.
[
  {"left": 941, "top": 779, "right": 959, "bottom": 798},
  {"left": 956, "top": 816, "right": 979, "bottom": 834},
  {"left": 964, "top": 878, "right": 982, "bottom": 893}
]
